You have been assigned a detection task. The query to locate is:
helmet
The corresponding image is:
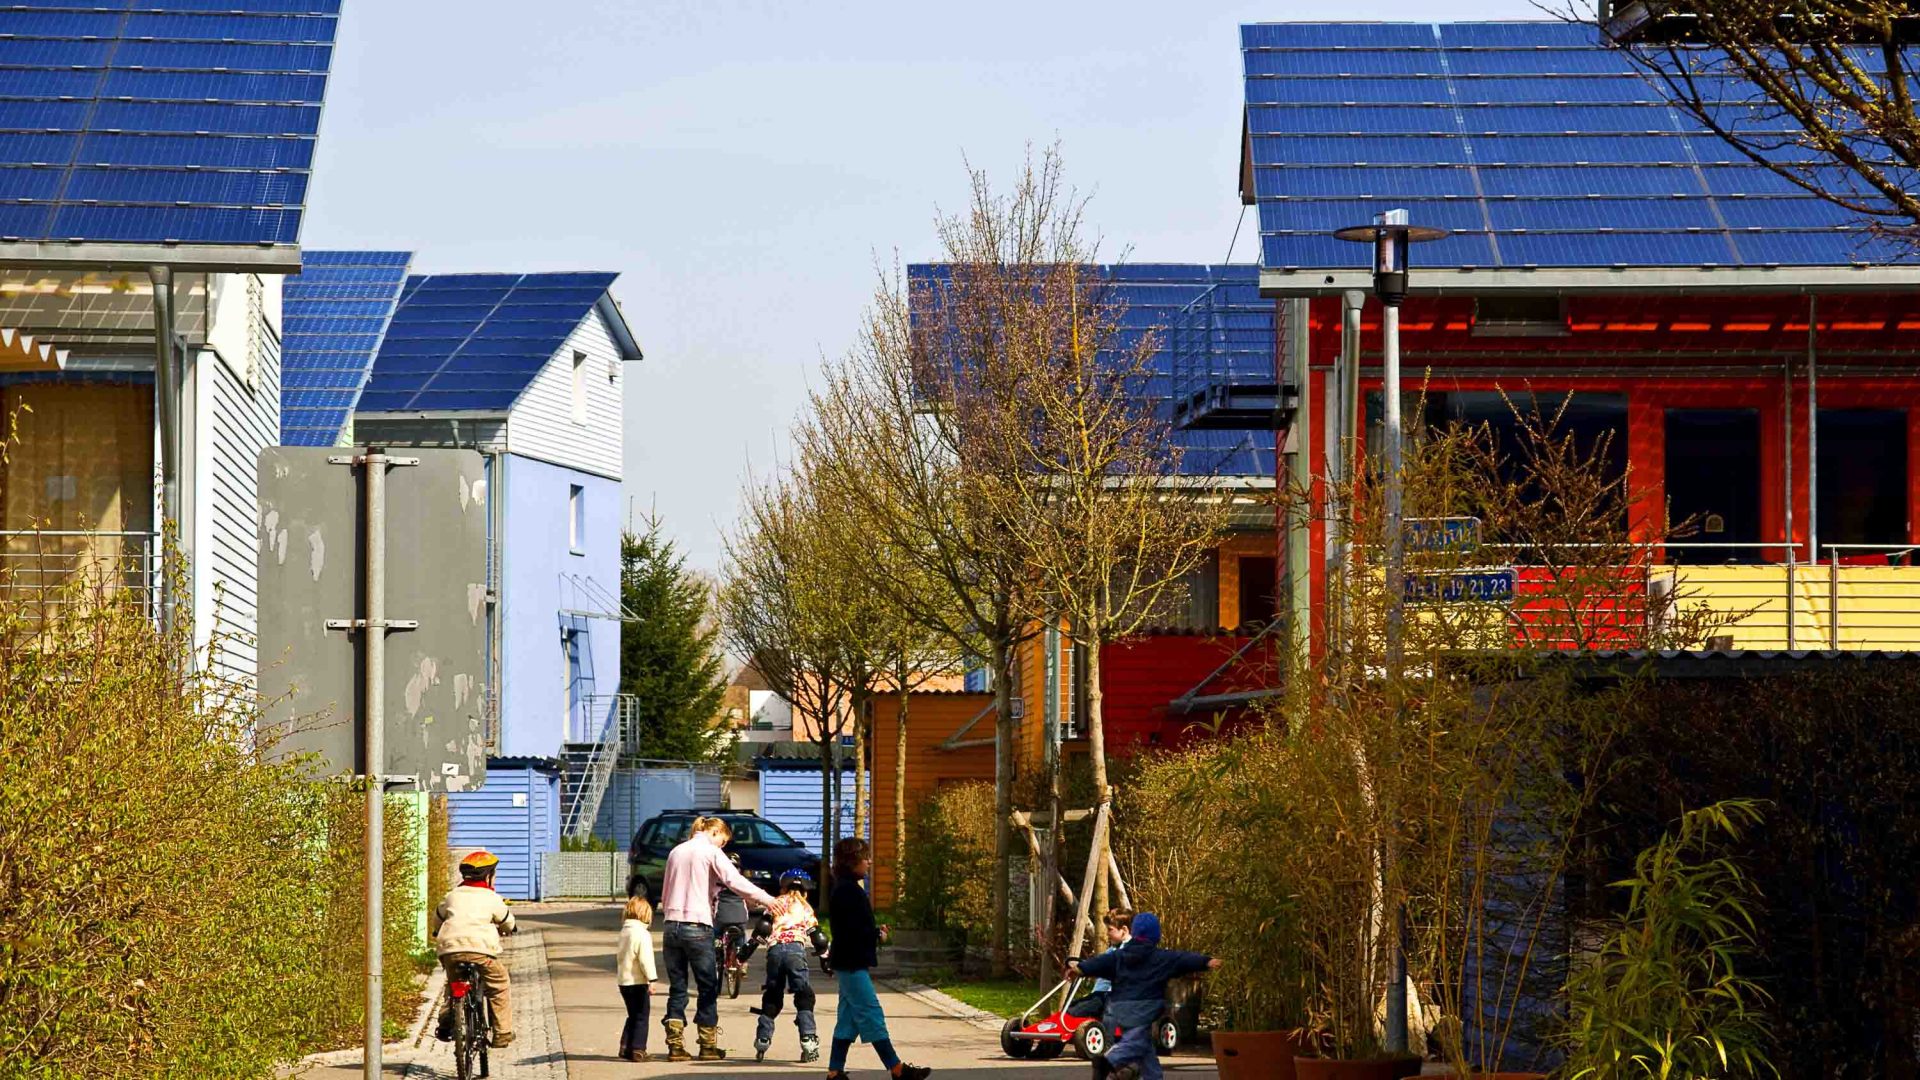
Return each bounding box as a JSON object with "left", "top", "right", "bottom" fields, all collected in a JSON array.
[
  {"left": 779, "top": 868, "right": 814, "bottom": 890},
  {"left": 459, "top": 850, "right": 500, "bottom": 879}
]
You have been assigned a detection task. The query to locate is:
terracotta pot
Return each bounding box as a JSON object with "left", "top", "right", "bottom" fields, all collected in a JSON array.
[
  {"left": 1211, "top": 1031, "right": 1309, "bottom": 1080},
  {"left": 1292, "top": 1056, "right": 1423, "bottom": 1080}
]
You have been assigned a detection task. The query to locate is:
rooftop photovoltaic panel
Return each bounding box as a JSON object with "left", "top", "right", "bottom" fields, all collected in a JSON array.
[
  {"left": 356, "top": 271, "right": 619, "bottom": 414},
  {"left": 1241, "top": 21, "right": 1920, "bottom": 273},
  {"left": 280, "top": 250, "right": 411, "bottom": 446},
  {"left": 907, "top": 263, "right": 1275, "bottom": 477},
  {"left": 0, "top": 1, "right": 339, "bottom": 258}
]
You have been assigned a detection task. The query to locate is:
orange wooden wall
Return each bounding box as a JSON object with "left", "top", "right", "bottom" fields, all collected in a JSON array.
[{"left": 868, "top": 690, "right": 997, "bottom": 908}]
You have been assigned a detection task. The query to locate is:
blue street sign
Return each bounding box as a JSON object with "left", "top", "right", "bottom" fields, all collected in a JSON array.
[
  {"left": 1403, "top": 568, "right": 1517, "bottom": 604},
  {"left": 1404, "top": 516, "right": 1482, "bottom": 553}
]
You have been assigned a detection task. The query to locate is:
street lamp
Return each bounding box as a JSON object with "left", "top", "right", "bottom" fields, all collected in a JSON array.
[{"left": 1332, "top": 208, "right": 1446, "bottom": 1056}]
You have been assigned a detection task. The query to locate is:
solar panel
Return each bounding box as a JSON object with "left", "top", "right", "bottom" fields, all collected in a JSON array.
[
  {"left": 1241, "top": 20, "right": 1918, "bottom": 271},
  {"left": 0, "top": 1, "right": 338, "bottom": 252},
  {"left": 280, "top": 250, "right": 412, "bottom": 446},
  {"left": 355, "top": 271, "right": 619, "bottom": 414},
  {"left": 907, "top": 264, "right": 1274, "bottom": 477}
]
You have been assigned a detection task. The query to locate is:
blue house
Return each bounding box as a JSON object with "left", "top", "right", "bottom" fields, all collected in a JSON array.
[{"left": 333, "top": 269, "right": 644, "bottom": 898}]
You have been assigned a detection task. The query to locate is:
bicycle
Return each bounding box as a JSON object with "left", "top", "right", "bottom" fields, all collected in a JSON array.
[
  {"left": 715, "top": 923, "right": 750, "bottom": 999},
  {"left": 448, "top": 959, "right": 493, "bottom": 1080}
]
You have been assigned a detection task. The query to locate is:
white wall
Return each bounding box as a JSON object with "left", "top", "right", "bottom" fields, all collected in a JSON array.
[
  {"left": 190, "top": 272, "right": 282, "bottom": 686},
  {"left": 505, "top": 307, "right": 623, "bottom": 482}
]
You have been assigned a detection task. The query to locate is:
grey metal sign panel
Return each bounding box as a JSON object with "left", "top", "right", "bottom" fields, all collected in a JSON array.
[{"left": 257, "top": 447, "right": 489, "bottom": 791}]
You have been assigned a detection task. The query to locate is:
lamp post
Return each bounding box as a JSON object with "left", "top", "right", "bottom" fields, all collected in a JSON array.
[{"left": 1333, "top": 209, "right": 1446, "bottom": 1056}]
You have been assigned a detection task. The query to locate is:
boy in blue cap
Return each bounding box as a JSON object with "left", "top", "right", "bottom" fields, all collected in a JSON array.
[{"left": 1069, "top": 913, "right": 1219, "bottom": 1080}]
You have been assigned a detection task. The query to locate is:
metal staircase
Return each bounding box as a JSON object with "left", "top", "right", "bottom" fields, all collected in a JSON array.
[{"left": 560, "top": 693, "right": 637, "bottom": 842}]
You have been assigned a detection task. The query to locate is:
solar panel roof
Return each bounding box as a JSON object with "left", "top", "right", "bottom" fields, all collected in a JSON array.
[
  {"left": 0, "top": 1, "right": 338, "bottom": 260},
  {"left": 1241, "top": 21, "right": 1919, "bottom": 273},
  {"left": 907, "top": 263, "right": 1275, "bottom": 477},
  {"left": 280, "top": 250, "right": 410, "bottom": 446},
  {"left": 356, "top": 271, "right": 619, "bottom": 414}
]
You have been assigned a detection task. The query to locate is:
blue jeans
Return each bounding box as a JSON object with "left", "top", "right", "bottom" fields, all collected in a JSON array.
[
  {"left": 1105, "top": 1019, "right": 1161, "bottom": 1080},
  {"left": 754, "top": 943, "right": 818, "bottom": 1044},
  {"left": 662, "top": 920, "right": 720, "bottom": 1028}
]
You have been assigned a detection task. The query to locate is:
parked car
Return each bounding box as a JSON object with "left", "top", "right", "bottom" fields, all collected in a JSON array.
[{"left": 627, "top": 809, "right": 821, "bottom": 907}]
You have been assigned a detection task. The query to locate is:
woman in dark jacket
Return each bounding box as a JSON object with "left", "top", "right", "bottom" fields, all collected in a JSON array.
[{"left": 825, "top": 837, "right": 931, "bottom": 1080}]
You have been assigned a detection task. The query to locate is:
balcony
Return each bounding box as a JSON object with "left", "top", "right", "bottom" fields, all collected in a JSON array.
[
  {"left": 0, "top": 530, "right": 160, "bottom": 619},
  {"left": 1167, "top": 278, "right": 1293, "bottom": 432}
]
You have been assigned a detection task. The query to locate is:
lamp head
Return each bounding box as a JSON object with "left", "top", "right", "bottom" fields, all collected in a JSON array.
[{"left": 1332, "top": 209, "right": 1447, "bottom": 305}]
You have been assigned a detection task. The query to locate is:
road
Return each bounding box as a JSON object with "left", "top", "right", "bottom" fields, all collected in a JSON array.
[{"left": 290, "top": 902, "right": 1222, "bottom": 1080}]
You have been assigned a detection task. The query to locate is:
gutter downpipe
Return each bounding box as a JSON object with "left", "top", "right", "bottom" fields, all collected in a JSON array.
[
  {"left": 1784, "top": 352, "right": 1795, "bottom": 650},
  {"left": 1336, "top": 290, "right": 1365, "bottom": 651},
  {"left": 149, "top": 266, "right": 181, "bottom": 641}
]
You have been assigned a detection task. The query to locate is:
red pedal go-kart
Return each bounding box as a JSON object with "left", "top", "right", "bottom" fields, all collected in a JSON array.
[{"left": 998, "top": 974, "right": 1179, "bottom": 1061}]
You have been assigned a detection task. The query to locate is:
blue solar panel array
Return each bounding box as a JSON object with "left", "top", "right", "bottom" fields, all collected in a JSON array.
[
  {"left": 356, "top": 272, "right": 619, "bottom": 414},
  {"left": 907, "top": 263, "right": 1275, "bottom": 477},
  {"left": 279, "top": 250, "right": 411, "bottom": 446},
  {"left": 1241, "top": 21, "right": 1916, "bottom": 271},
  {"left": 0, "top": 2, "right": 339, "bottom": 247}
]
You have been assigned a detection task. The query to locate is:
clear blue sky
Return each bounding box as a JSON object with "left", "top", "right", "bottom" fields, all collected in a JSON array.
[{"left": 304, "top": 1, "right": 1547, "bottom": 571}]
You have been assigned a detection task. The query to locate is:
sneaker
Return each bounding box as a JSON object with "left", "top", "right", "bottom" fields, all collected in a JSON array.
[
  {"left": 891, "top": 1065, "right": 932, "bottom": 1080},
  {"left": 434, "top": 1016, "right": 453, "bottom": 1043},
  {"left": 624, "top": 1050, "right": 651, "bottom": 1062},
  {"left": 491, "top": 1031, "right": 516, "bottom": 1049},
  {"left": 1108, "top": 1067, "right": 1139, "bottom": 1080}
]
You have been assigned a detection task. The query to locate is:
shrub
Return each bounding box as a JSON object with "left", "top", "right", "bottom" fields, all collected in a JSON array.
[
  {"left": 898, "top": 782, "right": 998, "bottom": 945},
  {"left": 0, "top": 565, "right": 420, "bottom": 1076}
]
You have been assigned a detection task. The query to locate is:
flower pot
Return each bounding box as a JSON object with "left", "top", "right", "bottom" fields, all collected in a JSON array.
[
  {"left": 1292, "top": 1056, "right": 1423, "bottom": 1080},
  {"left": 1211, "top": 1031, "right": 1309, "bottom": 1080}
]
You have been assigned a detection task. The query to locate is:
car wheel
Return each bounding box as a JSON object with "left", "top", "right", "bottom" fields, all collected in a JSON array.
[
  {"left": 1073, "top": 1020, "right": 1107, "bottom": 1059},
  {"left": 1000, "top": 1018, "right": 1035, "bottom": 1059},
  {"left": 1153, "top": 1016, "right": 1179, "bottom": 1055}
]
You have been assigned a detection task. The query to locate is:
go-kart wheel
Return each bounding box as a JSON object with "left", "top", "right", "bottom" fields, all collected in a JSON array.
[
  {"left": 1032, "top": 1039, "right": 1066, "bottom": 1060},
  {"left": 1073, "top": 1020, "right": 1108, "bottom": 1059},
  {"left": 1153, "top": 1016, "right": 1179, "bottom": 1055},
  {"left": 1000, "top": 1018, "right": 1035, "bottom": 1059}
]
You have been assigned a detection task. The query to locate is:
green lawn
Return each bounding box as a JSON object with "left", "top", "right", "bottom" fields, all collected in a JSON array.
[{"left": 927, "top": 977, "right": 1048, "bottom": 1019}]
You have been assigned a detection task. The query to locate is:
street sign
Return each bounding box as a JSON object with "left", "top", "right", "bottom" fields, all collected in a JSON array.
[
  {"left": 257, "top": 447, "right": 489, "bottom": 792},
  {"left": 1403, "top": 568, "right": 1517, "bottom": 604},
  {"left": 1404, "top": 516, "right": 1482, "bottom": 554}
]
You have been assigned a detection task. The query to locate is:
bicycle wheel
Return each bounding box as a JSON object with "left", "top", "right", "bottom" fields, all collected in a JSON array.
[
  {"left": 729, "top": 963, "right": 745, "bottom": 999},
  {"left": 451, "top": 992, "right": 473, "bottom": 1080}
]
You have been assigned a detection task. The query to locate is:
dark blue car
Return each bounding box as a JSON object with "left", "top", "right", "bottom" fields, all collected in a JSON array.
[{"left": 626, "top": 809, "right": 821, "bottom": 907}]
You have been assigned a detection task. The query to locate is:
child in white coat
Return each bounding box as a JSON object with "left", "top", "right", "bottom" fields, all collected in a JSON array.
[{"left": 616, "top": 894, "right": 659, "bottom": 1062}]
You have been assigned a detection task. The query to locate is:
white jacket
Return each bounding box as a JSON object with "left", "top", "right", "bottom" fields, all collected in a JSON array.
[
  {"left": 616, "top": 918, "right": 658, "bottom": 986},
  {"left": 435, "top": 884, "right": 516, "bottom": 957}
]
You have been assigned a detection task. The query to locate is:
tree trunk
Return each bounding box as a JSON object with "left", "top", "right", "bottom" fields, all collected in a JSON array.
[
  {"left": 854, "top": 692, "right": 868, "bottom": 842},
  {"left": 894, "top": 662, "right": 910, "bottom": 905},
  {"left": 990, "top": 636, "right": 1014, "bottom": 978},
  {"left": 1041, "top": 697, "right": 1064, "bottom": 989},
  {"left": 1085, "top": 623, "right": 1111, "bottom": 920},
  {"left": 817, "top": 708, "right": 834, "bottom": 915}
]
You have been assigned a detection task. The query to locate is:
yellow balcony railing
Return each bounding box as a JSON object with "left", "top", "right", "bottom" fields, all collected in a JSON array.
[{"left": 1668, "top": 551, "right": 1920, "bottom": 652}]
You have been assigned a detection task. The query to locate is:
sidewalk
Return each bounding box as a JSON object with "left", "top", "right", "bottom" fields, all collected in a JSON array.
[{"left": 292, "top": 902, "right": 1220, "bottom": 1080}]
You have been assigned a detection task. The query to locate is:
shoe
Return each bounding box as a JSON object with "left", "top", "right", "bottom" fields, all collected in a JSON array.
[
  {"left": 698, "top": 1046, "right": 729, "bottom": 1061},
  {"left": 801, "top": 1037, "right": 821, "bottom": 1064},
  {"left": 755, "top": 1037, "right": 771, "bottom": 1063},
  {"left": 491, "top": 1031, "right": 516, "bottom": 1049},
  {"left": 624, "top": 1050, "right": 651, "bottom": 1062},
  {"left": 697, "top": 1024, "right": 728, "bottom": 1061},
  {"left": 891, "top": 1065, "right": 931, "bottom": 1080},
  {"left": 434, "top": 1015, "right": 453, "bottom": 1042},
  {"left": 1108, "top": 1067, "right": 1139, "bottom": 1080}
]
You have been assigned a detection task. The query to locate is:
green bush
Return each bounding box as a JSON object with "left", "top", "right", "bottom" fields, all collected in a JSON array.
[
  {"left": 897, "top": 782, "right": 997, "bottom": 944},
  {"left": 0, "top": 566, "right": 420, "bottom": 1077}
]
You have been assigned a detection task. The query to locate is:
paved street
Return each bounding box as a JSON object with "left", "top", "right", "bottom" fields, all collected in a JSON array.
[{"left": 291, "top": 903, "right": 1221, "bottom": 1080}]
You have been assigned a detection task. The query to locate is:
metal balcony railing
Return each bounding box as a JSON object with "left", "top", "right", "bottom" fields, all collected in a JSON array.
[
  {"left": 0, "top": 530, "right": 160, "bottom": 619},
  {"left": 1167, "top": 279, "right": 1289, "bottom": 431}
]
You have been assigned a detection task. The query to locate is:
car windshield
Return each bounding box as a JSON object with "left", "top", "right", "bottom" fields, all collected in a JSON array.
[{"left": 753, "top": 820, "right": 798, "bottom": 847}]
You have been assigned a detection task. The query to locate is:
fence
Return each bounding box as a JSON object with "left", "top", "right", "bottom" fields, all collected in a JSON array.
[{"left": 540, "top": 851, "right": 627, "bottom": 900}]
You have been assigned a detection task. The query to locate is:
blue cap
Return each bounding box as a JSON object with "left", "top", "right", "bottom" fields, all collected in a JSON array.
[{"left": 1130, "top": 913, "right": 1161, "bottom": 945}]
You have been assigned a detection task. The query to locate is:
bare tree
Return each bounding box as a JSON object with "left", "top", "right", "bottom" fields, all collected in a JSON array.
[{"left": 1595, "top": 1, "right": 1920, "bottom": 235}]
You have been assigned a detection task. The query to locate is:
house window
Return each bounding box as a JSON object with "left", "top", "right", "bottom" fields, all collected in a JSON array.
[
  {"left": 568, "top": 484, "right": 585, "bottom": 553},
  {"left": 1238, "top": 555, "right": 1279, "bottom": 627},
  {"left": 1817, "top": 409, "right": 1908, "bottom": 552},
  {"left": 570, "top": 350, "right": 588, "bottom": 424}
]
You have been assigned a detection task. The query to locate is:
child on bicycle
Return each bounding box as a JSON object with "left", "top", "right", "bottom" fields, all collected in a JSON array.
[
  {"left": 750, "top": 868, "right": 832, "bottom": 1063},
  {"left": 826, "top": 837, "right": 932, "bottom": 1080},
  {"left": 434, "top": 850, "right": 518, "bottom": 1048},
  {"left": 1065, "top": 908, "right": 1132, "bottom": 1022},
  {"left": 1070, "top": 914, "right": 1220, "bottom": 1080},
  {"left": 713, "top": 851, "right": 752, "bottom": 980},
  {"left": 616, "top": 893, "right": 658, "bottom": 1062}
]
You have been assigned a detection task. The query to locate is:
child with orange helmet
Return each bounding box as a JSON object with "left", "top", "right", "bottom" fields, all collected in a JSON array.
[{"left": 433, "top": 850, "right": 518, "bottom": 1048}]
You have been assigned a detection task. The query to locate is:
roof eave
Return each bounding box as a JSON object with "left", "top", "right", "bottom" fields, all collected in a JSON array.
[
  {"left": 597, "top": 292, "right": 644, "bottom": 364},
  {"left": 355, "top": 409, "right": 511, "bottom": 421},
  {"left": 1260, "top": 264, "right": 1920, "bottom": 297},
  {"left": 0, "top": 240, "right": 304, "bottom": 275}
]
